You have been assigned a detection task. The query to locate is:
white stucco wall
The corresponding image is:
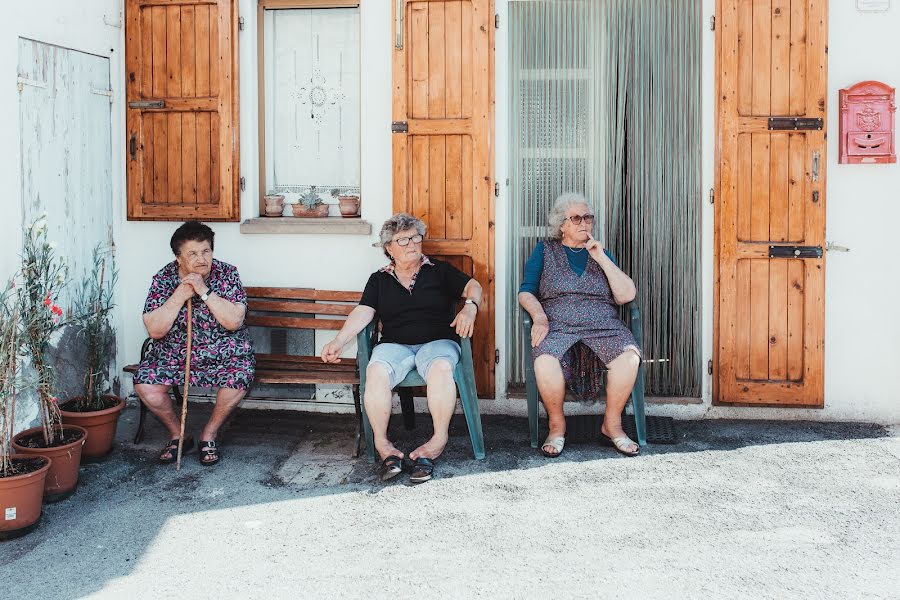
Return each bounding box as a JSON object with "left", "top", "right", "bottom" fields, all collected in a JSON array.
[{"left": 3, "top": 1, "right": 899, "bottom": 427}]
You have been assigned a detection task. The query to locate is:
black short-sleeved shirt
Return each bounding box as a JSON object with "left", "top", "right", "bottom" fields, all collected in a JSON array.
[{"left": 360, "top": 257, "right": 472, "bottom": 345}]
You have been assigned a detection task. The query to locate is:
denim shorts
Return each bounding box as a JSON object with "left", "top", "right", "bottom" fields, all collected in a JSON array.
[{"left": 368, "top": 339, "right": 461, "bottom": 388}]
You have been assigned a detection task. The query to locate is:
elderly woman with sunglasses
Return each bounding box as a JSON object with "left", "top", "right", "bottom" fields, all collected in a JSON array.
[
  {"left": 518, "top": 193, "right": 642, "bottom": 458},
  {"left": 321, "top": 213, "right": 483, "bottom": 483}
]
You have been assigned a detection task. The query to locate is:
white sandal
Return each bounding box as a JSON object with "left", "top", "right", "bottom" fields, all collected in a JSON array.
[
  {"left": 541, "top": 436, "right": 566, "bottom": 458},
  {"left": 600, "top": 432, "right": 640, "bottom": 457}
]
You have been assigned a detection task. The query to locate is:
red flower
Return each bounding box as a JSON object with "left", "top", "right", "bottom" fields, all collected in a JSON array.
[
  {"left": 43, "top": 296, "right": 52, "bottom": 306},
  {"left": 52, "top": 305, "right": 63, "bottom": 316}
]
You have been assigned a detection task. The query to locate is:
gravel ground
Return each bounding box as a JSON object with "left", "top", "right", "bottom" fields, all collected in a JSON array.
[{"left": 1, "top": 401, "right": 898, "bottom": 599}]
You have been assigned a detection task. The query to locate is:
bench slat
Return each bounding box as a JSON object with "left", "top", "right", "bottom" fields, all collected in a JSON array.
[
  {"left": 245, "top": 315, "right": 343, "bottom": 330},
  {"left": 246, "top": 287, "right": 362, "bottom": 303},
  {"left": 255, "top": 370, "right": 360, "bottom": 385},
  {"left": 248, "top": 299, "right": 354, "bottom": 316}
]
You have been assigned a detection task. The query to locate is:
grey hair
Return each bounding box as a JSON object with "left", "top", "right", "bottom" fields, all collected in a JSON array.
[
  {"left": 378, "top": 213, "right": 427, "bottom": 260},
  {"left": 547, "top": 192, "right": 590, "bottom": 239}
]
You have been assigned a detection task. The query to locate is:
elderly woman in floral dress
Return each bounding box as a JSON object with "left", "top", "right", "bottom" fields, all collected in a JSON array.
[
  {"left": 134, "top": 221, "right": 255, "bottom": 466},
  {"left": 321, "top": 213, "right": 482, "bottom": 483},
  {"left": 518, "top": 193, "right": 642, "bottom": 458}
]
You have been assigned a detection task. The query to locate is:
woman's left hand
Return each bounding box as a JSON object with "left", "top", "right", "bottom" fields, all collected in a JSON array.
[
  {"left": 586, "top": 233, "right": 606, "bottom": 264},
  {"left": 181, "top": 273, "right": 209, "bottom": 296},
  {"left": 450, "top": 304, "right": 477, "bottom": 338}
]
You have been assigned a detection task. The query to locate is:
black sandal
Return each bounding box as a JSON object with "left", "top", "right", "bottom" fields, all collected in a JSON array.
[
  {"left": 378, "top": 455, "right": 405, "bottom": 482},
  {"left": 409, "top": 457, "right": 435, "bottom": 484},
  {"left": 158, "top": 437, "right": 194, "bottom": 464},
  {"left": 198, "top": 440, "right": 220, "bottom": 466}
]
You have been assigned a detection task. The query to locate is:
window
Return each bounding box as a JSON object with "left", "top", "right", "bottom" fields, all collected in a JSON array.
[{"left": 258, "top": 2, "right": 360, "bottom": 214}]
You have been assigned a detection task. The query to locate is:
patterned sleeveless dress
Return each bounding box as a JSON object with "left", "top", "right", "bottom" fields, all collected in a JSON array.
[{"left": 533, "top": 240, "right": 640, "bottom": 402}]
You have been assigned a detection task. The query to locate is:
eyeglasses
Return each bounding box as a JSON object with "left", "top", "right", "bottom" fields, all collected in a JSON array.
[
  {"left": 567, "top": 214, "right": 595, "bottom": 225},
  {"left": 391, "top": 234, "right": 423, "bottom": 246}
]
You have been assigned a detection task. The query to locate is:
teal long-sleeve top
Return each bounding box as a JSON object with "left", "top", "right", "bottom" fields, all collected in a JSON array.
[{"left": 518, "top": 241, "right": 617, "bottom": 295}]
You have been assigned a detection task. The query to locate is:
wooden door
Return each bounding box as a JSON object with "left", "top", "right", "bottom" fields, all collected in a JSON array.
[
  {"left": 715, "top": 0, "right": 827, "bottom": 406},
  {"left": 125, "top": 0, "right": 240, "bottom": 221},
  {"left": 392, "top": 0, "right": 495, "bottom": 395}
]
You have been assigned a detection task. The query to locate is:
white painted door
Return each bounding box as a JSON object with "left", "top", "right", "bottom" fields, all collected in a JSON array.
[
  {"left": 18, "top": 39, "right": 115, "bottom": 402},
  {"left": 18, "top": 39, "right": 114, "bottom": 310}
]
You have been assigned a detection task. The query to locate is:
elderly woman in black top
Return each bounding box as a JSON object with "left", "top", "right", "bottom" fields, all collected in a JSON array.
[{"left": 322, "top": 213, "right": 482, "bottom": 483}]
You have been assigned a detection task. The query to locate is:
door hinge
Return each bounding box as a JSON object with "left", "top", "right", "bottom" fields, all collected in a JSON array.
[
  {"left": 391, "top": 121, "right": 409, "bottom": 133},
  {"left": 709, "top": 188, "right": 715, "bottom": 204},
  {"left": 91, "top": 87, "right": 114, "bottom": 103},
  {"left": 495, "top": 13, "right": 500, "bottom": 29},
  {"left": 709, "top": 15, "right": 715, "bottom": 31},
  {"left": 240, "top": 177, "right": 246, "bottom": 192},
  {"left": 494, "top": 182, "right": 500, "bottom": 197},
  {"left": 239, "top": 16, "right": 245, "bottom": 31},
  {"left": 707, "top": 359, "right": 713, "bottom": 375},
  {"left": 495, "top": 349, "right": 500, "bottom": 364}
]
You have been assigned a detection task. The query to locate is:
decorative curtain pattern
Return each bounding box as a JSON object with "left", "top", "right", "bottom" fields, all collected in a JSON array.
[
  {"left": 264, "top": 8, "right": 360, "bottom": 198},
  {"left": 507, "top": 0, "right": 702, "bottom": 396}
]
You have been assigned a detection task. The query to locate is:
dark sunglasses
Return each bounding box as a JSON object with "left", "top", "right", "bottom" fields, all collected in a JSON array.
[{"left": 567, "top": 214, "right": 595, "bottom": 225}]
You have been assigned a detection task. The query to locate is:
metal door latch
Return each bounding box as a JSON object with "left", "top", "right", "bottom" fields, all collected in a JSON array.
[{"left": 825, "top": 242, "right": 850, "bottom": 252}]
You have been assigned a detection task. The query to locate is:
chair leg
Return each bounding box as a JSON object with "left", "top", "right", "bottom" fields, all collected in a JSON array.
[
  {"left": 455, "top": 370, "right": 486, "bottom": 460},
  {"left": 359, "top": 387, "right": 377, "bottom": 463},
  {"left": 134, "top": 398, "right": 148, "bottom": 444},
  {"left": 526, "top": 369, "right": 540, "bottom": 449},
  {"left": 631, "top": 364, "right": 648, "bottom": 446},
  {"left": 351, "top": 384, "right": 362, "bottom": 458},
  {"left": 399, "top": 388, "right": 416, "bottom": 431}
]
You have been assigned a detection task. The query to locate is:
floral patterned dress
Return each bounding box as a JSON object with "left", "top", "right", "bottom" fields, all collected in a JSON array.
[{"left": 134, "top": 259, "right": 255, "bottom": 390}]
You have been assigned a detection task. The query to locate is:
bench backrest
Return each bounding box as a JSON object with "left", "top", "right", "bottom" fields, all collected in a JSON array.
[{"left": 245, "top": 287, "right": 362, "bottom": 332}]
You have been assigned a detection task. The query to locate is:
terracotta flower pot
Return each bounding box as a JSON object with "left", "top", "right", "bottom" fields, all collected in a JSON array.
[
  {"left": 338, "top": 195, "right": 360, "bottom": 218},
  {"left": 291, "top": 203, "right": 330, "bottom": 218},
  {"left": 264, "top": 194, "right": 285, "bottom": 217},
  {"left": 0, "top": 456, "right": 51, "bottom": 540},
  {"left": 13, "top": 425, "right": 87, "bottom": 503},
  {"left": 60, "top": 395, "right": 126, "bottom": 460}
]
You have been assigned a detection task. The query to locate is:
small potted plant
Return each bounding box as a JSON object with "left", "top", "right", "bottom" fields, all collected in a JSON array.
[
  {"left": 0, "top": 278, "right": 52, "bottom": 539},
  {"left": 263, "top": 190, "right": 285, "bottom": 217},
  {"left": 59, "top": 245, "right": 124, "bottom": 460},
  {"left": 332, "top": 188, "right": 360, "bottom": 218},
  {"left": 292, "top": 187, "right": 330, "bottom": 218},
  {"left": 11, "top": 217, "right": 87, "bottom": 503}
]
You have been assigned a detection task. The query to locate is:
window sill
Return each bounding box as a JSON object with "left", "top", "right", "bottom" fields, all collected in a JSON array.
[{"left": 240, "top": 217, "right": 372, "bottom": 235}]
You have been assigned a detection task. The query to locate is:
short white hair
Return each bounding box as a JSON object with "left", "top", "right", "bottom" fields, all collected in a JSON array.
[
  {"left": 547, "top": 192, "right": 590, "bottom": 239},
  {"left": 378, "top": 213, "right": 427, "bottom": 259}
]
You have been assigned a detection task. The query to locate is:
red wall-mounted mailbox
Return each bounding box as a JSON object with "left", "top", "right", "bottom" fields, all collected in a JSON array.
[{"left": 839, "top": 80, "right": 896, "bottom": 164}]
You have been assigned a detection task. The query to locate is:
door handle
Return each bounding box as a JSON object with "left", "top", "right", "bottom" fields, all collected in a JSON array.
[
  {"left": 811, "top": 151, "right": 819, "bottom": 183},
  {"left": 395, "top": 0, "right": 404, "bottom": 49},
  {"left": 129, "top": 134, "right": 137, "bottom": 160}
]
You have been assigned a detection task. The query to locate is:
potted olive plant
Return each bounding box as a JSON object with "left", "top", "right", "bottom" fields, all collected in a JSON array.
[
  {"left": 11, "top": 217, "right": 87, "bottom": 502},
  {"left": 0, "top": 278, "right": 52, "bottom": 539},
  {"left": 59, "top": 245, "right": 124, "bottom": 459},
  {"left": 292, "top": 187, "right": 329, "bottom": 218}
]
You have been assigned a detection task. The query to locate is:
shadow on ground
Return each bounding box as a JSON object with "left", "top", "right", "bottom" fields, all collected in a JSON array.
[{"left": 0, "top": 400, "right": 893, "bottom": 598}]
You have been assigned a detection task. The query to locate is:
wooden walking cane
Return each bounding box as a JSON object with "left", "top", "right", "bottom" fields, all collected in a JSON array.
[{"left": 176, "top": 298, "right": 193, "bottom": 471}]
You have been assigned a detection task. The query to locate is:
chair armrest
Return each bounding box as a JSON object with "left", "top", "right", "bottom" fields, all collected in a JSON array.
[
  {"left": 140, "top": 337, "right": 153, "bottom": 361},
  {"left": 355, "top": 323, "right": 376, "bottom": 373},
  {"left": 626, "top": 301, "right": 643, "bottom": 349},
  {"left": 459, "top": 335, "right": 475, "bottom": 374}
]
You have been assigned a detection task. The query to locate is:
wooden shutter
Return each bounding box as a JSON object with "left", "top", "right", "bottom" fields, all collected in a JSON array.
[
  {"left": 714, "top": 0, "right": 827, "bottom": 406},
  {"left": 392, "top": 0, "right": 495, "bottom": 396},
  {"left": 125, "top": 0, "right": 240, "bottom": 221}
]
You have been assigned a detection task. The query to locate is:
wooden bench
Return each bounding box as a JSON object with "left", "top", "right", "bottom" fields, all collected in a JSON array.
[{"left": 124, "top": 287, "right": 365, "bottom": 454}]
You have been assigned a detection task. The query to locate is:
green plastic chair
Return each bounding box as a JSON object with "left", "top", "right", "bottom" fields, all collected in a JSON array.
[
  {"left": 521, "top": 301, "right": 647, "bottom": 447},
  {"left": 356, "top": 323, "right": 486, "bottom": 462}
]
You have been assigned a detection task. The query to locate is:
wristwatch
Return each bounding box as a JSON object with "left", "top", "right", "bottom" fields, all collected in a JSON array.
[
  {"left": 464, "top": 299, "right": 479, "bottom": 311},
  {"left": 200, "top": 289, "right": 210, "bottom": 302}
]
